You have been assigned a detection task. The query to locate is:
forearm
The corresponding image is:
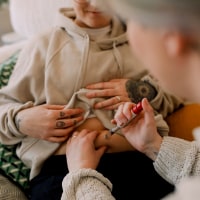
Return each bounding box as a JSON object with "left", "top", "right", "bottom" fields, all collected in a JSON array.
[
  {"left": 0, "top": 101, "right": 33, "bottom": 144},
  {"left": 94, "top": 130, "right": 135, "bottom": 153},
  {"left": 74, "top": 118, "right": 135, "bottom": 153},
  {"left": 154, "top": 136, "right": 200, "bottom": 185}
]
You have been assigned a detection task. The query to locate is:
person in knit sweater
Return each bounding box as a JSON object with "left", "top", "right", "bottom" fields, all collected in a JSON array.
[{"left": 61, "top": 0, "right": 200, "bottom": 200}]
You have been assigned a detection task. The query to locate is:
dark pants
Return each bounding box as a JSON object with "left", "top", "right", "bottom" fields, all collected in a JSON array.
[{"left": 30, "top": 151, "right": 174, "bottom": 200}]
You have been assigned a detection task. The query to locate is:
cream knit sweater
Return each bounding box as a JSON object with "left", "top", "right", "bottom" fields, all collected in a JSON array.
[{"left": 61, "top": 135, "right": 200, "bottom": 200}]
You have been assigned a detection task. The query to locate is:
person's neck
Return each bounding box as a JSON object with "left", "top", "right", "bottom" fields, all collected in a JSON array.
[{"left": 82, "top": 25, "right": 111, "bottom": 40}]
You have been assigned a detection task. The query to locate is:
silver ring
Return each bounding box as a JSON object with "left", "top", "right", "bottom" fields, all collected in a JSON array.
[{"left": 116, "top": 96, "right": 121, "bottom": 102}]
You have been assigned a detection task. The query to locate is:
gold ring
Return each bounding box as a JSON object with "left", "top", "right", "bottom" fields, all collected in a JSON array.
[{"left": 116, "top": 96, "right": 121, "bottom": 102}]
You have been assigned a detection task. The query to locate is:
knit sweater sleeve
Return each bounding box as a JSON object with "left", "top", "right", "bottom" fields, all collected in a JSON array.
[
  {"left": 61, "top": 169, "right": 115, "bottom": 200},
  {"left": 154, "top": 136, "right": 200, "bottom": 185}
]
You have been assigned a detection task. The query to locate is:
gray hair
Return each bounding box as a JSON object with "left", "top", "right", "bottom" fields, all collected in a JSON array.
[{"left": 102, "top": 0, "right": 200, "bottom": 33}]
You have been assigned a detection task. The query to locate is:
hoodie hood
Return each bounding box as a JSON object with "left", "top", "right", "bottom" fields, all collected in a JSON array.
[{"left": 55, "top": 8, "right": 128, "bottom": 50}]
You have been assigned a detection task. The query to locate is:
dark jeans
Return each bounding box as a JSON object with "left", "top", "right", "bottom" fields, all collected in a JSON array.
[{"left": 30, "top": 151, "right": 174, "bottom": 200}]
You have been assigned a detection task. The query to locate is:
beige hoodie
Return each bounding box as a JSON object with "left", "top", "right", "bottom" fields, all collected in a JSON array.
[{"left": 0, "top": 8, "right": 182, "bottom": 179}]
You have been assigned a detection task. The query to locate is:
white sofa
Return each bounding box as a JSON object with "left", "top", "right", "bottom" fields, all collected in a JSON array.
[{"left": 0, "top": 0, "right": 72, "bottom": 63}]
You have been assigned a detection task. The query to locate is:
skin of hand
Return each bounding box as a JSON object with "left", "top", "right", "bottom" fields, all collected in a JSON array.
[
  {"left": 15, "top": 104, "right": 84, "bottom": 143},
  {"left": 113, "top": 98, "right": 163, "bottom": 161},
  {"left": 85, "top": 79, "right": 131, "bottom": 110},
  {"left": 66, "top": 129, "right": 107, "bottom": 172}
]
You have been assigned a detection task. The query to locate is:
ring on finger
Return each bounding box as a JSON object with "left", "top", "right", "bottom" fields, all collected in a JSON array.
[
  {"left": 116, "top": 96, "right": 121, "bottom": 102},
  {"left": 73, "top": 119, "right": 77, "bottom": 126}
]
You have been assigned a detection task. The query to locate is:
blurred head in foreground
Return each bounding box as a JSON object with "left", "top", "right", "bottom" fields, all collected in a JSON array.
[{"left": 102, "top": 0, "right": 200, "bottom": 102}]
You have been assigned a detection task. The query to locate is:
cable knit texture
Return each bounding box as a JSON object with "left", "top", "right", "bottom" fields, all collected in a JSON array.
[
  {"left": 61, "top": 169, "right": 115, "bottom": 200},
  {"left": 154, "top": 136, "right": 200, "bottom": 185}
]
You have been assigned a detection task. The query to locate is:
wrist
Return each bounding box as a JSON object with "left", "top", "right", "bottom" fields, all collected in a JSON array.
[{"left": 144, "top": 135, "right": 163, "bottom": 161}]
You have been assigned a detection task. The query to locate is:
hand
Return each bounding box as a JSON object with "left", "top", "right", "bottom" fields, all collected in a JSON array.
[
  {"left": 66, "top": 129, "right": 107, "bottom": 172},
  {"left": 15, "top": 104, "right": 84, "bottom": 142},
  {"left": 113, "top": 98, "right": 163, "bottom": 160},
  {"left": 86, "top": 79, "right": 131, "bottom": 110}
]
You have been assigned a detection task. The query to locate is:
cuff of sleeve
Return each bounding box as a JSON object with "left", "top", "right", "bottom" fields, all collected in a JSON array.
[
  {"left": 8, "top": 101, "right": 34, "bottom": 138},
  {"left": 154, "top": 136, "right": 198, "bottom": 185},
  {"left": 64, "top": 168, "right": 112, "bottom": 189},
  {"left": 62, "top": 168, "right": 113, "bottom": 199}
]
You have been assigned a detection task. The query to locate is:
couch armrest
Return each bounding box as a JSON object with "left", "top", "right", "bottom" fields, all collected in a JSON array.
[
  {"left": 0, "top": 40, "right": 26, "bottom": 63},
  {"left": 165, "top": 104, "right": 200, "bottom": 141}
]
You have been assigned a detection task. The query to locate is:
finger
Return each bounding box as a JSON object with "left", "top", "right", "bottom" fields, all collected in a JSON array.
[
  {"left": 61, "top": 108, "right": 84, "bottom": 118},
  {"left": 114, "top": 104, "right": 126, "bottom": 125},
  {"left": 86, "top": 89, "right": 118, "bottom": 99},
  {"left": 94, "top": 96, "right": 131, "bottom": 109},
  {"left": 56, "top": 108, "right": 84, "bottom": 120},
  {"left": 114, "top": 103, "right": 133, "bottom": 126},
  {"left": 54, "top": 126, "right": 75, "bottom": 137},
  {"left": 142, "top": 98, "right": 155, "bottom": 122},
  {"left": 45, "top": 104, "right": 65, "bottom": 110},
  {"left": 86, "top": 82, "right": 115, "bottom": 89},
  {"left": 56, "top": 120, "right": 66, "bottom": 128},
  {"left": 55, "top": 116, "right": 83, "bottom": 129},
  {"left": 47, "top": 135, "right": 69, "bottom": 143},
  {"left": 58, "top": 111, "right": 68, "bottom": 119},
  {"left": 71, "top": 134, "right": 78, "bottom": 139},
  {"left": 93, "top": 98, "right": 115, "bottom": 109},
  {"left": 87, "top": 130, "right": 99, "bottom": 141},
  {"left": 74, "top": 129, "right": 89, "bottom": 138},
  {"left": 72, "top": 131, "right": 79, "bottom": 137},
  {"left": 64, "top": 108, "right": 84, "bottom": 115},
  {"left": 69, "top": 129, "right": 93, "bottom": 140},
  {"left": 102, "top": 103, "right": 122, "bottom": 110},
  {"left": 66, "top": 131, "right": 79, "bottom": 145},
  {"left": 103, "top": 99, "right": 131, "bottom": 110},
  {"left": 123, "top": 103, "right": 135, "bottom": 119},
  {"left": 76, "top": 129, "right": 99, "bottom": 140},
  {"left": 96, "top": 146, "right": 107, "bottom": 157}
]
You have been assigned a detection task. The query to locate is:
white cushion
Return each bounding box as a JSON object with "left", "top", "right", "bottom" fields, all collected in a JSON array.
[
  {"left": 9, "top": 0, "right": 72, "bottom": 38},
  {"left": 0, "top": 40, "right": 27, "bottom": 63}
]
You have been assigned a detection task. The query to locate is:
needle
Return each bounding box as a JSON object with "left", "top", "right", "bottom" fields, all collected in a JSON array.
[{"left": 105, "top": 102, "right": 143, "bottom": 138}]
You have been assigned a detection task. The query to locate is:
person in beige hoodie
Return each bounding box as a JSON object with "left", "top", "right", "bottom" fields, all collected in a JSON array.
[
  {"left": 0, "top": 0, "right": 182, "bottom": 199},
  {"left": 62, "top": 0, "right": 200, "bottom": 200}
]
